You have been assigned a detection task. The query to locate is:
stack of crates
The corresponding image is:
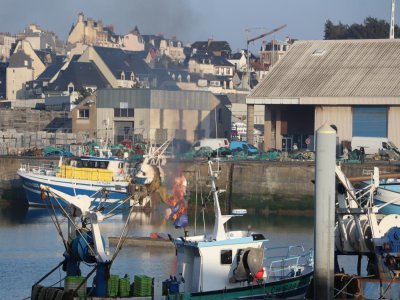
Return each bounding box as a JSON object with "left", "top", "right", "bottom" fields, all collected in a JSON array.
[
  {"left": 119, "top": 275, "right": 130, "bottom": 297},
  {"left": 107, "top": 274, "right": 120, "bottom": 297},
  {"left": 133, "top": 275, "right": 152, "bottom": 297},
  {"left": 64, "top": 276, "right": 86, "bottom": 297},
  {"left": 98, "top": 169, "right": 113, "bottom": 181}
]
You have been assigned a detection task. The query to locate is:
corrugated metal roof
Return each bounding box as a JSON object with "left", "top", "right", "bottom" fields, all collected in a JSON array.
[
  {"left": 96, "top": 89, "right": 217, "bottom": 110},
  {"left": 248, "top": 39, "right": 400, "bottom": 100}
]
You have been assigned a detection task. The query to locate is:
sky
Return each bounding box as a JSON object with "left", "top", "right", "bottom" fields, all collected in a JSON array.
[{"left": 0, "top": 0, "right": 396, "bottom": 52}]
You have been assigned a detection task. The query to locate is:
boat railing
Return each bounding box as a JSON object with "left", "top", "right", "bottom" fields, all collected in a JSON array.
[
  {"left": 20, "top": 163, "right": 59, "bottom": 176},
  {"left": 263, "top": 245, "right": 313, "bottom": 280}
]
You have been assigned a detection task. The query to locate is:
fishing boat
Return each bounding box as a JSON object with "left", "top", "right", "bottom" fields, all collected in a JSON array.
[
  {"left": 372, "top": 183, "right": 400, "bottom": 215},
  {"left": 167, "top": 160, "right": 314, "bottom": 299},
  {"left": 334, "top": 165, "right": 400, "bottom": 298},
  {"left": 31, "top": 159, "right": 313, "bottom": 299},
  {"left": 17, "top": 140, "right": 171, "bottom": 208},
  {"left": 350, "top": 168, "right": 400, "bottom": 215}
]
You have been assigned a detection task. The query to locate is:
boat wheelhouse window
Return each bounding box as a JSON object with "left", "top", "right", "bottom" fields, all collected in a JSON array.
[
  {"left": 99, "top": 161, "right": 108, "bottom": 169},
  {"left": 221, "top": 250, "right": 233, "bottom": 265},
  {"left": 77, "top": 160, "right": 109, "bottom": 169},
  {"left": 252, "top": 233, "right": 265, "bottom": 240}
]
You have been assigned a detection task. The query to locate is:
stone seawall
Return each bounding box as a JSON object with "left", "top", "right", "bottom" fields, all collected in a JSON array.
[
  {"left": 2, "top": 157, "right": 400, "bottom": 210},
  {"left": 0, "top": 157, "right": 58, "bottom": 203}
]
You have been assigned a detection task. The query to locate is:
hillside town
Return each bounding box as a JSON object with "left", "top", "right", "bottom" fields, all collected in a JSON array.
[
  {"left": 0, "top": 12, "right": 400, "bottom": 162},
  {"left": 0, "top": 13, "right": 294, "bottom": 155}
]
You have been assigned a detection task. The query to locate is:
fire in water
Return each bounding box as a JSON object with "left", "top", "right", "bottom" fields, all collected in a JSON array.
[{"left": 163, "top": 173, "right": 188, "bottom": 228}]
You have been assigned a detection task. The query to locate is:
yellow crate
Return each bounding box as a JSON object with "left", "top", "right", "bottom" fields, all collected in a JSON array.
[
  {"left": 98, "top": 170, "right": 113, "bottom": 182},
  {"left": 80, "top": 170, "right": 89, "bottom": 180},
  {"left": 76, "top": 169, "right": 84, "bottom": 179},
  {"left": 65, "top": 170, "right": 72, "bottom": 178},
  {"left": 91, "top": 170, "right": 99, "bottom": 181}
]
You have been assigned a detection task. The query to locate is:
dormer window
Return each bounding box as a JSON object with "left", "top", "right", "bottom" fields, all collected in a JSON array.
[
  {"left": 177, "top": 42, "right": 181, "bottom": 47},
  {"left": 178, "top": 74, "right": 182, "bottom": 82},
  {"left": 68, "top": 83, "right": 74, "bottom": 94},
  {"left": 121, "top": 72, "right": 125, "bottom": 80},
  {"left": 130, "top": 72, "right": 134, "bottom": 81}
]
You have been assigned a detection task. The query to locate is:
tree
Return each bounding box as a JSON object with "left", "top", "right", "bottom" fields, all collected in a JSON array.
[
  {"left": 73, "top": 88, "right": 93, "bottom": 105},
  {"left": 324, "top": 17, "right": 399, "bottom": 39}
]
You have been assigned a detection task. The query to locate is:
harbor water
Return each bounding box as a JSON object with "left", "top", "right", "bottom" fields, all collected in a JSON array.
[{"left": 0, "top": 204, "right": 315, "bottom": 299}]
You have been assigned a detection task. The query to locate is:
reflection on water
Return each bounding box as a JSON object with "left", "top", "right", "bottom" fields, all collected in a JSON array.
[{"left": 0, "top": 206, "right": 314, "bottom": 299}]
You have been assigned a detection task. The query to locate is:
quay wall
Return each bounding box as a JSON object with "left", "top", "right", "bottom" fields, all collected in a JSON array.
[{"left": 2, "top": 156, "right": 400, "bottom": 210}]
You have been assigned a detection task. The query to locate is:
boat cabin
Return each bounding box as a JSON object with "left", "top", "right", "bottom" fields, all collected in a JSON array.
[
  {"left": 57, "top": 157, "right": 132, "bottom": 182},
  {"left": 175, "top": 232, "right": 266, "bottom": 293}
]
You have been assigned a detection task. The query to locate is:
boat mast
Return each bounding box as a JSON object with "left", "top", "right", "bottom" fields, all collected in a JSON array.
[{"left": 208, "top": 160, "right": 233, "bottom": 241}]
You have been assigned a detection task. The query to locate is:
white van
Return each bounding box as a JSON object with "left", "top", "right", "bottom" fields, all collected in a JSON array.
[
  {"left": 192, "top": 138, "right": 230, "bottom": 151},
  {"left": 351, "top": 137, "right": 389, "bottom": 155}
]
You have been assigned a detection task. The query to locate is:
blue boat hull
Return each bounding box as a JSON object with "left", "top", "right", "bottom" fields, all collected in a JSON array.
[
  {"left": 374, "top": 184, "right": 400, "bottom": 215},
  {"left": 18, "top": 170, "right": 129, "bottom": 207}
]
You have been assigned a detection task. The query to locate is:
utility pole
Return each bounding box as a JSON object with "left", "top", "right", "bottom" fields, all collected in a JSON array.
[{"left": 390, "top": 0, "right": 396, "bottom": 39}]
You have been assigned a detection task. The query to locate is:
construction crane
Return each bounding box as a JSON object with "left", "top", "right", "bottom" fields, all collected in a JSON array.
[
  {"left": 246, "top": 24, "right": 287, "bottom": 45},
  {"left": 245, "top": 24, "right": 287, "bottom": 90}
]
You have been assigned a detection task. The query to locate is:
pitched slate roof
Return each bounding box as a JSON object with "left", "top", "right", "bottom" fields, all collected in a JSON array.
[
  {"left": 191, "top": 40, "right": 231, "bottom": 54},
  {"left": 8, "top": 50, "right": 32, "bottom": 68},
  {"left": 37, "top": 61, "right": 64, "bottom": 80},
  {"left": 34, "top": 49, "right": 57, "bottom": 65},
  {"left": 93, "top": 46, "right": 150, "bottom": 77},
  {"left": 142, "top": 35, "right": 162, "bottom": 50},
  {"left": 190, "top": 53, "right": 234, "bottom": 67},
  {"left": 48, "top": 61, "right": 110, "bottom": 91},
  {"left": 249, "top": 39, "right": 400, "bottom": 102}
]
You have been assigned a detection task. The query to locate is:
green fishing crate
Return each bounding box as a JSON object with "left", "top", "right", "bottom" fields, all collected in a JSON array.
[
  {"left": 133, "top": 275, "right": 152, "bottom": 296},
  {"left": 64, "top": 276, "right": 86, "bottom": 297},
  {"left": 119, "top": 275, "right": 131, "bottom": 297},
  {"left": 107, "top": 274, "right": 120, "bottom": 297}
]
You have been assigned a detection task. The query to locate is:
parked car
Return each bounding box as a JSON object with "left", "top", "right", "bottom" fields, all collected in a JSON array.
[
  {"left": 192, "top": 138, "right": 230, "bottom": 151},
  {"left": 211, "top": 147, "right": 232, "bottom": 157},
  {"left": 230, "top": 141, "right": 258, "bottom": 156}
]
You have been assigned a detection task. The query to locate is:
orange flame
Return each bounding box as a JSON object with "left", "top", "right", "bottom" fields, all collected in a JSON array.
[{"left": 163, "top": 174, "right": 187, "bottom": 220}]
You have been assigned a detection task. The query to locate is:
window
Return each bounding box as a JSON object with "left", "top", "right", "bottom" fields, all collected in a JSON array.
[
  {"left": 221, "top": 250, "right": 232, "bottom": 265},
  {"left": 78, "top": 109, "right": 89, "bottom": 118},
  {"left": 114, "top": 108, "right": 134, "bottom": 117}
]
